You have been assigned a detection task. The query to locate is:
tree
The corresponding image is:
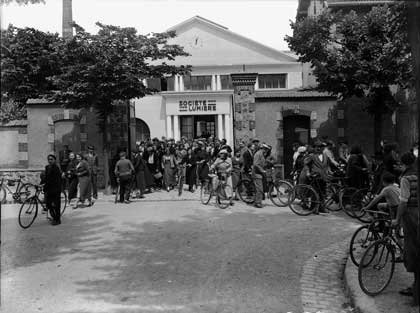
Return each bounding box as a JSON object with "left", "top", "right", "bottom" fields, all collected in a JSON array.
[
  {"left": 1, "top": 25, "right": 63, "bottom": 121},
  {"left": 48, "top": 22, "right": 190, "bottom": 189},
  {"left": 285, "top": 3, "right": 414, "bottom": 150}
]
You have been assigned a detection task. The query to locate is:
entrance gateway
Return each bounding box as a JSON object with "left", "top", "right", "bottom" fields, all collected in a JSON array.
[{"left": 163, "top": 93, "right": 233, "bottom": 145}]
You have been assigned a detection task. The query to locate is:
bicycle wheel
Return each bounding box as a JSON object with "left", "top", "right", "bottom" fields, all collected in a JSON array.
[
  {"left": 216, "top": 183, "right": 232, "bottom": 209},
  {"left": 289, "top": 184, "right": 320, "bottom": 216},
  {"left": 350, "top": 189, "right": 373, "bottom": 223},
  {"left": 236, "top": 179, "right": 256, "bottom": 204},
  {"left": 0, "top": 185, "right": 6, "bottom": 203},
  {"left": 60, "top": 190, "right": 67, "bottom": 215},
  {"left": 324, "top": 183, "right": 341, "bottom": 211},
  {"left": 340, "top": 187, "right": 358, "bottom": 217},
  {"left": 18, "top": 197, "right": 38, "bottom": 229},
  {"left": 350, "top": 224, "right": 381, "bottom": 266},
  {"left": 269, "top": 180, "right": 293, "bottom": 207},
  {"left": 200, "top": 181, "right": 212, "bottom": 205},
  {"left": 21, "top": 183, "right": 37, "bottom": 202},
  {"left": 358, "top": 239, "right": 395, "bottom": 296}
]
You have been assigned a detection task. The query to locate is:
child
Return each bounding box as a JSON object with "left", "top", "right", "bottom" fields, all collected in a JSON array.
[{"left": 361, "top": 172, "right": 400, "bottom": 217}]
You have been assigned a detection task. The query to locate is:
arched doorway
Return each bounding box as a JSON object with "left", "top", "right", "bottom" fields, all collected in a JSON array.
[
  {"left": 135, "top": 118, "right": 151, "bottom": 142},
  {"left": 283, "top": 114, "right": 310, "bottom": 177}
]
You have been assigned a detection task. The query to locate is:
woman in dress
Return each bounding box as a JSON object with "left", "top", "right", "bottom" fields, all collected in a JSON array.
[
  {"left": 66, "top": 152, "right": 79, "bottom": 207},
  {"left": 186, "top": 147, "right": 197, "bottom": 192},
  {"left": 162, "top": 147, "right": 176, "bottom": 191},
  {"left": 76, "top": 153, "right": 92, "bottom": 207}
]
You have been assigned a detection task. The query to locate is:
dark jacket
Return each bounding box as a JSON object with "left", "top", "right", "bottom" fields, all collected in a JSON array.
[
  {"left": 241, "top": 148, "right": 253, "bottom": 172},
  {"left": 303, "top": 153, "right": 329, "bottom": 180},
  {"left": 43, "top": 164, "right": 62, "bottom": 194}
]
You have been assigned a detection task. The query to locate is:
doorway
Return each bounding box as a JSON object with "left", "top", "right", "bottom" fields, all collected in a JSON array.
[
  {"left": 180, "top": 115, "right": 216, "bottom": 139},
  {"left": 283, "top": 115, "right": 310, "bottom": 177}
]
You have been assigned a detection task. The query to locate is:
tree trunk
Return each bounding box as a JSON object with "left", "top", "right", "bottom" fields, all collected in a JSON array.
[
  {"left": 102, "top": 115, "right": 111, "bottom": 195},
  {"left": 373, "top": 111, "right": 383, "bottom": 153}
]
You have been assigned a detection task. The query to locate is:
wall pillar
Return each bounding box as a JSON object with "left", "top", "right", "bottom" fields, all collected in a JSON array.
[
  {"left": 224, "top": 114, "right": 231, "bottom": 147},
  {"left": 217, "top": 114, "right": 224, "bottom": 140},
  {"left": 179, "top": 76, "right": 184, "bottom": 92},
  {"left": 166, "top": 115, "right": 173, "bottom": 139},
  {"left": 174, "top": 75, "right": 179, "bottom": 92},
  {"left": 211, "top": 75, "right": 216, "bottom": 91},
  {"left": 231, "top": 73, "right": 258, "bottom": 147},
  {"left": 216, "top": 75, "right": 222, "bottom": 90},
  {"left": 173, "top": 115, "right": 180, "bottom": 141}
]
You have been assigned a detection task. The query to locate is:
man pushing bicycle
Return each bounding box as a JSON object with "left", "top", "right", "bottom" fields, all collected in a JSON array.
[{"left": 210, "top": 149, "right": 234, "bottom": 206}]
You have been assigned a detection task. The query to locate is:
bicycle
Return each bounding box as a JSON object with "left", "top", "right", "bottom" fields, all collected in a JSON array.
[
  {"left": 357, "top": 215, "right": 404, "bottom": 296},
  {"left": 0, "top": 176, "right": 36, "bottom": 204},
  {"left": 18, "top": 185, "right": 67, "bottom": 229},
  {"left": 200, "top": 172, "right": 233, "bottom": 209},
  {"left": 236, "top": 169, "right": 293, "bottom": 207},
  {"left": 349, "top": 209, "right": 392, "bottom": 267}
]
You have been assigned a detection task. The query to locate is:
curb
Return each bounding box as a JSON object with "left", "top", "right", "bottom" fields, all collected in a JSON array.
[
  {"left": 343, "top": 255, "right": 381, "bottom": 313},
  {"left": 300, "top": 240, "right": 355, "bottom": 313}
]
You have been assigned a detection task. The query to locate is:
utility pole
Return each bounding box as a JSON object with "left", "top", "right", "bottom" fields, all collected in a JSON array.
[{"left": 406, "top": 0, "right": 420, "bottom": 309}]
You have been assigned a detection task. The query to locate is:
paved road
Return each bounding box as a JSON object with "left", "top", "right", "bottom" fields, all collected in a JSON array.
[{"left": 1, "top": 191, "right": 359, "bottom": 313}]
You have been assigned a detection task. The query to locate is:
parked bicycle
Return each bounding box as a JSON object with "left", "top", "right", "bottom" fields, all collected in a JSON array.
[
  {"left": 357, "top": 213, "right": 404, "bottom": 296},
  {"left": 200, "top": 173, "right": 232, "bottom": 209},
  {"left": 0, "top": 176, "right": 36, "bottom": 204},
  {"left": 19, "top": 184, "right": 67, "bottom": 229}
]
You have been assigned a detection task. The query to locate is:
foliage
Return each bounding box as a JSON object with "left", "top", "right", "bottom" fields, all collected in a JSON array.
[
  {"left": 0, "top": 99, "right": 26, "bottom": 122},
  {"left": 49, "top": 23, "right": 190, "bottom": 114},
  {"left": 1, "top": 22, "right": 190, "bottom": 123},
  {"left": 286, "top": 3, "right": 413, "bottom": 113},
  {"left": 1, "top": 25, "right": 63, "bottom": 107}
]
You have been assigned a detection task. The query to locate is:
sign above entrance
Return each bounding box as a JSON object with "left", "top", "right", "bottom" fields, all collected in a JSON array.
[
  {"left": 166, "top": 96, "right": 231, "bottom": 116},
  {"left": 179, "top": 100, "right": 216, "bottom": 113}
]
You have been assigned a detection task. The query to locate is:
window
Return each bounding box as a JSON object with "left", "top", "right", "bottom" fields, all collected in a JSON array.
[
  {"left": 146, "top": 78, "right": 161, "bottom": 91},
  {"left": 166, "top": 76, "right": 175, "bottom": 91},
  {"left": 220, "top": 75, "right": 233, "bottom": 90},
  {"left": 258, "top": 74, "right": 287, "bottom": 89},
  {"left": 183, "top": 75, "right": 212, "bottom": 91},
  {"left": 180, "top": 116, "right": 194, "bottom": 140}
]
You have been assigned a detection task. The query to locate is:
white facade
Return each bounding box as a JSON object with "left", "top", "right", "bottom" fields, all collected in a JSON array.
[{"left": 135, "top": 16, "right": 304, "bottom": 147}]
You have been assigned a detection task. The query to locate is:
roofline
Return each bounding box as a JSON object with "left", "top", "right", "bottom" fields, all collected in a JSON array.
[{"left": 167, "top": 15, "right": 297, "bottom": 63}]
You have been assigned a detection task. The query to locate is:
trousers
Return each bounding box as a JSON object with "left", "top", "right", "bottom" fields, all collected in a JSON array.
[
  {"left": 119, "top": 175, "right": 132, "bottom": 202},
  {"left": 45, "top": 192, "right": 61, "bottom": 222}
]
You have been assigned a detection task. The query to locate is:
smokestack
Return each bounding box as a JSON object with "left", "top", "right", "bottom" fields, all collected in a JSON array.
[{"left": 62, "top": 0, "right": 73, "bottom": 39}]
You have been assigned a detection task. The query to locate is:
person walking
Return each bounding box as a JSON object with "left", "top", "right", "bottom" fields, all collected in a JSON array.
[
  {"left": 76, "top": 153, "right": 92, "bottom": 208},
  {"left": 42, "top": 155, "right": 62, "bottom": 225},
  {"left": 114, "top": 151, "right": 135, "bottom": 204},
  {"left": 86, "top": 145, "right": 99, "bottom": 202},
  {"left": 65, "top": 152, "right": 79, "bottom": 207},
  {"left": 253, "top": 144, "right": 269, "bottom": 208}
]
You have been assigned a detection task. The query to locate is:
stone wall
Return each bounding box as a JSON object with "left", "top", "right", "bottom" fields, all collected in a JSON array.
[
  {"left": 0, "top": 121, "right": 28, "bottom": 168},
  {"left": 0, "top": 169, "right": 43, "bottom": 186}
]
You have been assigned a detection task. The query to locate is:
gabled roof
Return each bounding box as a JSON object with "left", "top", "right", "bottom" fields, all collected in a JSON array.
[{"left": 167, "top": 15, "right": 298, "bottom": 63}]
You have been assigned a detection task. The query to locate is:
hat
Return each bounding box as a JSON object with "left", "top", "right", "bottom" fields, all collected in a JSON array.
[
  {"left": 297, "top": 146, "right": 307, "bottom": 153},
  {"left": 314, "top": 140, "right": 324, "bottom": 147},
  {"left": 219, "top": 149, "right": 228, "bottom": 155},
  {"left": 197, "top": 141, "right": 205, "bottom": 146},
  {"left": 261, "top": 144, "right": 270, "bottom": 149},
  {"left": 252, "top": 138, "right": 260, "bottom": 143},
  {"left": 87, "top": 145, "right": 95, "bottom": 150}
]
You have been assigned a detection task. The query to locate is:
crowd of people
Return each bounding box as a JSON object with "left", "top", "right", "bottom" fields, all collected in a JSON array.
[{"left": 108, "top": 136, "right": 276, "bottom": 208}]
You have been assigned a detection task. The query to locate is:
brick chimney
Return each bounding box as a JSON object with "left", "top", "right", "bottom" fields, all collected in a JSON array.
[{"left": 62, "top": 0, "right": 73, "bottom": 39}]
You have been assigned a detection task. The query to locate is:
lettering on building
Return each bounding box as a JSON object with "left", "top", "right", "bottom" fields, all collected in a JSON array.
[{"left": 178, "top": 100, "right": 217, "bottom": 112}]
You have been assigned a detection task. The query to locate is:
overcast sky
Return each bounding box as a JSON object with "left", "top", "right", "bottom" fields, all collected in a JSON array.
[{"left": 1, "top": 0, "right": 298, "bottom": 51}]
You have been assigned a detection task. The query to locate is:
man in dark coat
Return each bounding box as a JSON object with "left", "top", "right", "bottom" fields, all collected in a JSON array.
[
  {"left": 42, "top": 154, "right": 62, "bottom": 225},
  {"left": 132, "top": 146, "right": 146, "bottom": 198}
]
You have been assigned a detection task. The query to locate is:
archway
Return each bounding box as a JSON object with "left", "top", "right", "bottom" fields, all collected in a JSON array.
[
  {"left": 283, "top": 114, "right": 310, "bottom": 177},
  {"left": 135, "top": 118, "right": 151, "bottom": 142}
]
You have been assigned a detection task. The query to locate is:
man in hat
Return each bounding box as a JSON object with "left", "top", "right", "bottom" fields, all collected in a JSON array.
[
  {"left": 210, "top": 149, "right": 234, "bottom": 206},
  {"left": 86, "top": 145, "right": 99, "bottom": 202},
  {"left": 303, "top": 140, "right": 329, "bottom": 213},
  {"left": 253, "top": 143, "right": 269, "bottom": 208}
]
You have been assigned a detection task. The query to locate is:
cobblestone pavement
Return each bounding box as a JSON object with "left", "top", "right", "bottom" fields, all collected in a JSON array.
[
  {"left": 2, "top": 190, "right": 359, "bottom": 313},
  {"left": 301, "top": 241, "right": 354, "bottom": 313}
]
